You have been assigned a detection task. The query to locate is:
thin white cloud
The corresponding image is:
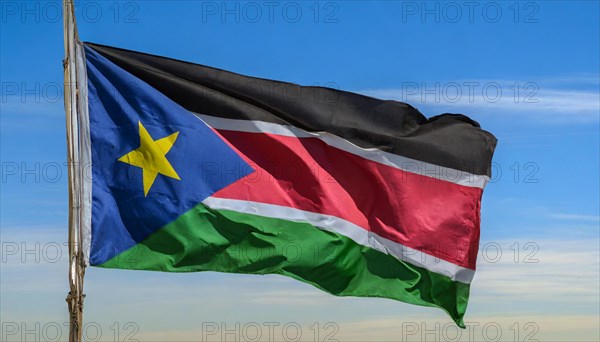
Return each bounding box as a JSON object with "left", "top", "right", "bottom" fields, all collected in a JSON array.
[
  {"left": 550, "top": 213, "right": 600, "bottom": 222},
  {"left": 472, "top": 238, "right": 600, "bottom": 305},
  {"left": 359, "top": 75, "right": 600, "bottom": 123},
  {"left": 0, "top": 95, "right": 63, "bottom": 115}
]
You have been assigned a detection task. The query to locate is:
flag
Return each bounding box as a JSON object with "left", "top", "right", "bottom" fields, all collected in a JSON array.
[{"left": 81, "top": 42, "right": 497, "bottom": 327}]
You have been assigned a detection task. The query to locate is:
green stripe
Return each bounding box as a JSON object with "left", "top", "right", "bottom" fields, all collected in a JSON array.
[{"left": 100, "top": 202, "right": 470, "bottom": 327}]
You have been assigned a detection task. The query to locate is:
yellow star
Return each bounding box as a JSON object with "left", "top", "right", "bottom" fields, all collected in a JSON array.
[{"left": 118, "top": 121, "right": 181, "bottom": 196}]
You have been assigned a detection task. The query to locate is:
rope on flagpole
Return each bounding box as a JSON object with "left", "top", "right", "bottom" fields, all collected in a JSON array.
[{"left": 63, "top": 0, "right": 86, "bottom": 340}]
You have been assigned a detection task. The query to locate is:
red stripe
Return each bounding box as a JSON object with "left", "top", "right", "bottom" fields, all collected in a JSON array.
[{"left": 212, "top": 130, "right": 482, "bottom": 269}]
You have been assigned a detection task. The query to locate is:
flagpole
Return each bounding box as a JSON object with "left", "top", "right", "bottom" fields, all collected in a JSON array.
[{"left": 63, "top": 0, "right": 86, "bottom": 341}]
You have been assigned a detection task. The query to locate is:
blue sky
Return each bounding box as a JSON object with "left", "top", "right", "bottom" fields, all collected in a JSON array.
[{"left": 1, "top": 1, "right": 599, "bottom": 341}]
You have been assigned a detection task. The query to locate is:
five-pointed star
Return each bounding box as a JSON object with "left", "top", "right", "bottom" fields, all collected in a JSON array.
[{"left": 118, "top": 121, "right": 181, "bottom": 196}]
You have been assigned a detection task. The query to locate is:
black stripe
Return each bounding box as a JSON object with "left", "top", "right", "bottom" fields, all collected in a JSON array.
[{"left": 85, "top": 42, "right": 497, "bottom": 176}]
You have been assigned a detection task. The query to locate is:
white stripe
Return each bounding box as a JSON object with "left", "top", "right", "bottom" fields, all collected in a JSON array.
[
  {"left": 195, "top": 113, "right": 489, "bottom": 189},
  {"left": 203, "top": 197, "right": 475, "bottom": 284}
]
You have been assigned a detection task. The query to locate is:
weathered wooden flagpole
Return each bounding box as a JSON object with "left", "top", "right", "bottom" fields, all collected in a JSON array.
[{"left": 63, "top": 0, "right": 86, "bottom": 340}]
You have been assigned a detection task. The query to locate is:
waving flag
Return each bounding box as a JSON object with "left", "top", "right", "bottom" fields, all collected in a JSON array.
[{"left": 81, "top": 43, "right": 497, "bottom": 327}]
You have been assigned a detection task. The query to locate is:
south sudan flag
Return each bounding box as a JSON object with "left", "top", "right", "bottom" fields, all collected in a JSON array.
[{"left": 81, "top": 43, "right": 497, "bottom": 327}]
